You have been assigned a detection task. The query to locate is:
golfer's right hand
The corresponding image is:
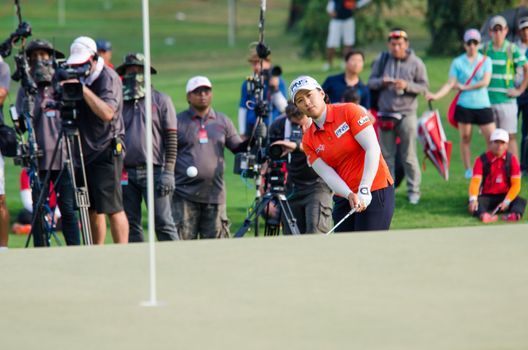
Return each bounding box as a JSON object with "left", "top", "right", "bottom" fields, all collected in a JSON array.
[
  {"left": 468, "top": 200, "right": 478, "bottom": 213},
  {"left": 348, "top": 192, "right": 366, "bottom": 213}
]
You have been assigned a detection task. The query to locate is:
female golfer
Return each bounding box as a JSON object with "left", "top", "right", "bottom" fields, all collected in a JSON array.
[
  {"left": 290, "top": 76, "right": 394, "bottom": 232},
  {"left": 426, "top": 29, "right": 495, "bottom": 179}
]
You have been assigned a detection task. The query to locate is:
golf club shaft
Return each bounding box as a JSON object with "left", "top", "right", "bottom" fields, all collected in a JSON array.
[{"left": 325, "top": 208, "right": 356, "bottom": 235}]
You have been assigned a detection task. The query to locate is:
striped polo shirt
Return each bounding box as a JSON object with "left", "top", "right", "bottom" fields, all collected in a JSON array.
[{"left": 484, "top": 40, "right": 527, "bottom": 104}]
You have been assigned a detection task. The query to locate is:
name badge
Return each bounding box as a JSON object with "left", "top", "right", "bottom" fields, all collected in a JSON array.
[
  {"left": 121, "top": 169, "right": 129, "bottom": 186},
  {"left": 45, "top": 109, "right": 57, "bottom": 118},
  {"left": 198, "top": 127, "right": 208, "bottom": 144}
]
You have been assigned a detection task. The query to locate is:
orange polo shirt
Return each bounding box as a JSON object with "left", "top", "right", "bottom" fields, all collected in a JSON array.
[{"left": 302, "top": 103, "right": 393, "bottom": 193}]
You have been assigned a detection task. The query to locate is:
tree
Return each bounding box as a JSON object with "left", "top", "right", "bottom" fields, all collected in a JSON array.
[{"left": 427, "top": 0, "right": 516, "bottom": 55}]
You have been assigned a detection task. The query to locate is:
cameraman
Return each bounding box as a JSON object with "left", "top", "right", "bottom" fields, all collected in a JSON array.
[
  {"left": 116, "top": 53, "right": 179, "bottom": 242},
  {"left": 269, "top": 102, "right": 333, "bottom": 234},
  {"left": 238, "top": 45, "right": 288, "bottom": 138},
  {"left": 65, "top": 36, "right": 128, "bottom": 244},
  {"left": 15, "top": 39, "right": 81, "bottom": 246},
  {"left": 0, "top": 56, "right": 10, "bottom": 249}
]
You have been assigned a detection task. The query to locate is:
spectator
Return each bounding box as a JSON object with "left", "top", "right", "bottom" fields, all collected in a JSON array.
[
  {"left": 426, "top": 29, "right": 495, "bottom": 179},
  {"left": 322, "top": 49, "right": 370, "bottom": 107},
  {"left": 291, "top": 76, "right": 394, "bottom": 232},
  {"left": 468, "top": 128, "right": 526, "bottom": 223},
  {"left": 96, "top": 39, "right": 114, "bottom": 69},
  {"left": 66, "top": 36, "right": 128, "bottom": 244},
  {"left": 515, "top": 16, "right": 528, "bottom": 174},
  {"left": 269, "top": 102, "right": 333, "bottom": 234},
  {"left": 484, "top": 15, "right": 528, "bottom": 159},
  {"left": 0, "top": 56, "right": 10, "bottom": 250},
  {"left": 173, "top": 76, "right": 247, "bottom": 239},
  {"left": 116, "top": 53, "right": 179, "bottom": 243},
  {"left": 238, "top": 44, "right": 287, "bottom": 138},
  {"left": 367, "top": 28, "right": 428, "bottom": 204}
]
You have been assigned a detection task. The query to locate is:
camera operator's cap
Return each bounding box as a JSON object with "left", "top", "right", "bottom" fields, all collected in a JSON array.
[
  {"left": 490, "top": 128, "right": 509, "bottom": 143},
  {"left": 67, "top": 36, "right": 97, "bottom": 65},
  {"left": 289, "top": 75, "right": 322, "bottom": 101},
  {"left": 463, "top": 29, "right": 481, "bottom": 43},
  {"left": 25, "top": 39, "right": 65, "bottom": 59},
  {"left": 519, "top": 16, "right": 528, "bottom": 30},
  {"left": 95, "top": 39, "right": 112, "bottom": 52},
  {"left": 186, "top": 76, "right": 212, "bottom": 93},
  {"left": 115, "top": 53, "right": 157, "bottom": 76},
  {"left": 489, "top": 15, "right": 507, "bottom": 29}
]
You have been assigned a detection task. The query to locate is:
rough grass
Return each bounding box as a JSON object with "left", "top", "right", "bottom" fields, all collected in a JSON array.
[{"left": 1, "top": 0, "right": 526, "bottom": 247}]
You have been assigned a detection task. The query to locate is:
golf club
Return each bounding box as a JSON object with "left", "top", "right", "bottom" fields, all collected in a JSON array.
[{"left": 325, "top": 208, "right": 356, "bottom": 235}]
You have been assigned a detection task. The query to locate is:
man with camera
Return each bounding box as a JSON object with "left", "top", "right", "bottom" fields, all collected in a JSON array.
[
  {"left": 116, "top": 53, "right": 178, "bottom": 242},
  {"left": 238, "top": 45, "right": 288, "bottom": 138},
  {"left": 269, "top": 102, "right": 333, "bottom": 234},
  {"left": 64, "top": 36, "right": 128, "bottom": 244},
  {"left": 0, "top": 55, "right": 10, "bottom": 249},
  {"left": 15, "top": 39, "right": 82, "bottom": 246},
  {"left": 173, "top": 76, "right": 246, "bottom": 239}
]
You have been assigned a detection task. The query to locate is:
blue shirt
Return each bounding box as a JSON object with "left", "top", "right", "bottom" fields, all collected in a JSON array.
[
  {"left": 448, "top": 53, "right": 492, "bottom": 109},
  {"left": 239, "top": 77, "right": 287, "bottom": 135},
  {"left": 321, "top": 73, "right": 370, "bottom": 108}
]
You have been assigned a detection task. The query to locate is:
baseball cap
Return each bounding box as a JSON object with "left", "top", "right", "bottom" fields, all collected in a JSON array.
[
  {"left": 66, "top": 36, "right": 97, "bottom": 65},
  {"left": 489, "top": 15, "right": 507, "bottom": 29},
  {"left": 25, "top": 39, "right": 65, "bottom": 59},
  {"left": 463, "top": 29, "right": 481, "bottom": 43},
  {"left": 186, "top": 76, "right": 212, "bottom": 93},
  {"left": 519, "top": 16, "right": 528, "bottom": 30},
  {"left": 96, "top": 39, "right": 112, "bottom": 52},
  {"left": 490, "top": 128, "right": 509, "bottom": 143},
  {"left": 115, "top": 53, "right": 157, "bottom": 76},
  {"left": 289, "top": 75, "right": 322, "bottom": 101}
]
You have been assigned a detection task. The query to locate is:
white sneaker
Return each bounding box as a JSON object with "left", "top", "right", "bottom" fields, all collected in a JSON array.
[
  {"left": 0, "top": 246, "right": 8, "bottom": 252},
  {"left": 322, "top": 63, "right": 331, "bottom": 72},
  {"left": 408, "top": 193, "right": 420, "bottom": 205}
]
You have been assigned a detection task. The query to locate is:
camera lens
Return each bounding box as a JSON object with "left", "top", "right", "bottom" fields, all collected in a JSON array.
[{"left": 268, "top": 144, "right": 283, "bottom": 160}]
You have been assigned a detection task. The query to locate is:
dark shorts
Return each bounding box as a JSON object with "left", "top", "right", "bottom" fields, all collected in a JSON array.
[
  {"left": 454, "top": 105, "right": 494, "bottom": 125},
  {"left": 85, "top": 147, "right": 124, "bottom": 214}
]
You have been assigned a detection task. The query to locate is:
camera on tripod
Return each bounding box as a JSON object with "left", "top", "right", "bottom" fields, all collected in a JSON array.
[{"left": 51, "top": 62, "right": 90, "bottom": 123}]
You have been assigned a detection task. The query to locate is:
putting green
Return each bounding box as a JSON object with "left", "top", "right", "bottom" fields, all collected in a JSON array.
[{"left": 1, "top": 225, "right": 527, "bottom": 349}]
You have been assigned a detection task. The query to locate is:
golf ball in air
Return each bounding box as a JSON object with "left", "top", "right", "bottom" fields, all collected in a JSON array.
[{"left": 186, "top": 166, "right": 198, "bottom": 178}]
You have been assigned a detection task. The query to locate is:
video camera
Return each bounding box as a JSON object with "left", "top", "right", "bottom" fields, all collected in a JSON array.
[
  {"left": 0, "top": 21, "right": 31, "bottom": 58},
  {"left": 51, "top": 62, "right": 91, "bottom": 123}
]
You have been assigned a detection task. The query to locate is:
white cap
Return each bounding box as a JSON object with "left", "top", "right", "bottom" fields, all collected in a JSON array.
[
  {"left": 490, "top": 128, "right": 509, "bottom": 143},
  {"left": 463, "top": 29, "right": 481, "bottom": 43},
  {"left": 289, "top": 75, "right": 322, "bottom": 101},
  {"left": 186, "top": 76, "right": 212, "bottom": 93},
  {"left": 67, "top": 36, "right": 97, "bottom": 65}
]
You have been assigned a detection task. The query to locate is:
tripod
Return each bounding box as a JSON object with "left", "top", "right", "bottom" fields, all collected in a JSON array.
[
  {"left": 26, "top": 119, "right": 92, "bottom": 247},
  {"left": 235, "top": 166, "right": 300, "bottom": 237}
]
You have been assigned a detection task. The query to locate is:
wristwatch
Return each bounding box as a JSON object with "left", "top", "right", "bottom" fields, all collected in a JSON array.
[{"left": 359, "top": 187, "right": 369, "bottom": 195}]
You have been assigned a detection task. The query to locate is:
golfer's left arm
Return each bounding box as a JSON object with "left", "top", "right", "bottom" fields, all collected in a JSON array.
[{"left": 354, "top": 126, "right": 381, "bottom": 207}]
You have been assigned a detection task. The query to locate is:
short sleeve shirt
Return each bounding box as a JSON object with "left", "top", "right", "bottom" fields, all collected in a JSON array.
[
  {"left": 472, "top": 151, "right": 521, "bottom": 194},
  {"left": 78, "top": 66, "right": 124, "bottom": 164},
  {"left": 448, "top": 53, "right": 492, "bottom": 109},
  {"left": 485, "top": 40, "right": 527, "bottom": 104},
  {"left": 0, "top": 61, "right": 11, "bottom": 123},
  {"left": 321, "top": 73, "right": 371, "bottom": 108},
  {"left": 123, "top": 90, "right": 177, "bottom": 167},
  {"left": 302, "top": 103, "right": 393, "bottom": 193}
]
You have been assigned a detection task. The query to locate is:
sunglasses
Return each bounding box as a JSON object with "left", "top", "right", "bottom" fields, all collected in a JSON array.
[
  {"left": 491, "top": 27, "right": 504, "bottom": 32},
  {"left": 465, "top": 39, "right": 479, "bottom": 46},
  {"left": 388, "top": 30, "right": 408, "bottom": 40}
]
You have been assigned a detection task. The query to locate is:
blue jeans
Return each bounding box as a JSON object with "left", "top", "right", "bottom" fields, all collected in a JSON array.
[
  {"left": 32, "top": 170, "right": 80, "bottom": 247},
  {"left": 122, "top": 166, "right": 179, "bottom": 242}
]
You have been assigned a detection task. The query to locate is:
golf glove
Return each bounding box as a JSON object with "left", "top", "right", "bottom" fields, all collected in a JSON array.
[
  {"left": 357, "top": 187, "right": 372, "bottom": 208},
  {"left": 156, "top": 171, "right": 175, "bottom": 196}
]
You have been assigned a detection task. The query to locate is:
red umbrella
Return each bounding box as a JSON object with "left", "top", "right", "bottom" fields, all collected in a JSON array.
[{"left": 417, "top": 105, "right": 452, "bottom": 180}]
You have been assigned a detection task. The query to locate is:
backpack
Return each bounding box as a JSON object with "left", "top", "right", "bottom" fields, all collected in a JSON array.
[
  {"left": 479, "top": 152, "right": 512, "bottom": 191},
  {"left": 0, "top": 122, "right": 17, "bottom": 157},
  {"left": 370, "top": 51, "right": 390, "bottom": 111}
]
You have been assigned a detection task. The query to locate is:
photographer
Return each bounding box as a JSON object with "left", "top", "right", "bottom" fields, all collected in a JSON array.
[
  {"left": 173, "top": 76, "right": 246, "bottom": 239},
  {"left": 116, "top": 53, "right": 178, "bottom": 242},
  {"left": 0, "top": 56, "right": 10, "bottom": 249},
  {"left": 269, "top": 102, "right": 333, "bottom": 234},
  {"left": 15, "top": 39, "right": 81, "bottom": 246},
  {"left": 238, "top": 45, "right": 288, "bottom": 137},
  {"left": 64, "top": 36, "right": 128, "bottom": 244}
]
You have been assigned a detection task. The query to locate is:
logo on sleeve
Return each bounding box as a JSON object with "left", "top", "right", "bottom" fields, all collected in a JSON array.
[
  {"left": 358, "top": 115, "right": 369, "bottom": 126},
  {"left": 315, "top": 144, "right": 325, "bottom": 154},
  {"left": 334, "top": 122, "right": 350, "bottom": 138}
]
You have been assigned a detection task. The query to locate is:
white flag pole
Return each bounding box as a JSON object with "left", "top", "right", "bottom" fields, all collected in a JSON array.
[{"left": 140, "top": 0, "right": 160, "bottom": 307}]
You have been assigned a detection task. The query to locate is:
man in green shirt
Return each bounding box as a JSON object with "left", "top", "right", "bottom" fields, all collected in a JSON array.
[{"left": 486, "top": 15, "right": 528, "bottom": 158}]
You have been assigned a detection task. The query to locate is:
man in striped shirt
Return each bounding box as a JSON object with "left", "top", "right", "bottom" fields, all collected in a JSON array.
[{"left": 485, "top": 15, "right": 528, "bottom": 158}]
